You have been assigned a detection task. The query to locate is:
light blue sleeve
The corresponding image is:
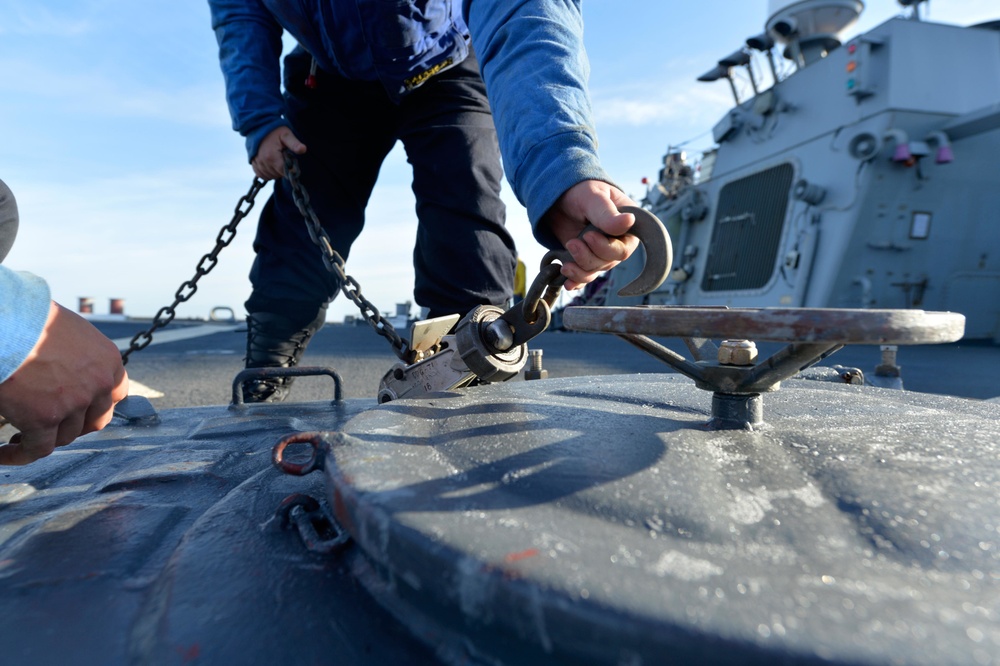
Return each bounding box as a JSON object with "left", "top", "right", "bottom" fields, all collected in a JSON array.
[
  {"left": 0, "top": 266, "right": 51, "bottom": 383},
  {"left": 463, "top": 0, "right": 614, "bottom": 249},
  {"left": 208, "top": 0, "right": 288, "bottom": 162}
]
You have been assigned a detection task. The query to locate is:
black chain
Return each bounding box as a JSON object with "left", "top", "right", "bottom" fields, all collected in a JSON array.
[
  {"left": 121, "top": 154, "right": 412, "bottom": 365},
  {"left": 283, "top": 152, "right": 413, "bottom": 363},
  {"left": 120, "top": 177, "right": 267, "bottom": 365}
]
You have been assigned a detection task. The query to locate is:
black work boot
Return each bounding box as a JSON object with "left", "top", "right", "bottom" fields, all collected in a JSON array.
[{"left": 243, "top": 310, "right": 326, "bottom": 403}]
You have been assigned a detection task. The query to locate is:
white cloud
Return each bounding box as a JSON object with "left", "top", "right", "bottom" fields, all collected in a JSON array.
[
  {"left": 0, "top": 57, "right": 231, "bottom": 129},
  {"left": 6, "top": 166, "right": 262, "bottom": 317},
  {"left": 921, "top": 1, "right": 999, "bottom": 27},
  {"left": 592, "top": 81, "right": 734, "bottom": 129},
  {"left": 0, "top": 4, "right": 91, "bottom": 36}
]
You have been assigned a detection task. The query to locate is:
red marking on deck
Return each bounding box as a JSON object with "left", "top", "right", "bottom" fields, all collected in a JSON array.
[{"left": 503, "top": 548, "right": 539, "bottom": 563}]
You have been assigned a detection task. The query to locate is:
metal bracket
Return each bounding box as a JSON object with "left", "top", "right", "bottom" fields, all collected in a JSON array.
[
  {"left": 112, "top": 395, "right": 161, "bottom": 426},
  {"left": 564, "top": 306, "right": 966, "bottom": 430},
  {"left": 230, "top": 366, "right": 344, "bottom": 408},
  {"left": 275, "top": 493, "right": 350, "bottom": 555}
]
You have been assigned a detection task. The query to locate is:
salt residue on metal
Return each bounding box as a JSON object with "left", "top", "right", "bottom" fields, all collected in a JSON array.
[{"left": 319, "top": 375, "right": 1000, "bottom": 665}]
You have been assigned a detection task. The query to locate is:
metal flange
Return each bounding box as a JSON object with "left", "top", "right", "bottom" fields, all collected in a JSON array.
[{"left": 562, "top": 305, "right": 967, "bottom": 430}]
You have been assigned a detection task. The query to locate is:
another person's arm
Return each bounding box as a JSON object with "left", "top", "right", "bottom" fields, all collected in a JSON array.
[
  {"left": 0, "top": 268, "right": 128, "bottom": 465},
  {"left": 208, "top": 0, "right": 303, "bottom": 179},
  {"left": 464, "top": 0, "right": 639, "bottom": 288}
]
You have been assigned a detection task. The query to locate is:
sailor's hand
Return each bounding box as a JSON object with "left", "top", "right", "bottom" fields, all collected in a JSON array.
[
  {"left": 252, "top": 126, "right": 307, "bottom": 181},
  {"left": 0, "top": 302, "right": 129, "bottom": 465},
  {"left": 542, "top": 180, "right": 640, "bottom": 290}
]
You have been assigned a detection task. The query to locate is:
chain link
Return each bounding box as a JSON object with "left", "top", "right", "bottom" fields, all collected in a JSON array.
[
  {"left": 283, "top": 152, "right": 413, "bottom": 363},
  {"left": 521, "top": 262, "right": 567, "bottom": 325},
  {"left": 120, "top": 177, "right": 267, "bottom": 365},
  {"left": 122, "top": 153, "right": 413, "bottom": 366}
]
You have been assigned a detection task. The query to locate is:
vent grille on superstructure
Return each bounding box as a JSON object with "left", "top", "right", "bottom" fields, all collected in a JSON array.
[{"left": 701, "top": 162, "right": 793, "bottom": 292}]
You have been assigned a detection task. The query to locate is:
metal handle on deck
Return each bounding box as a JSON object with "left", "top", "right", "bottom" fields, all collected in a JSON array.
[{"left": 231, "top": 366, "right": 344, "bottom": 407}]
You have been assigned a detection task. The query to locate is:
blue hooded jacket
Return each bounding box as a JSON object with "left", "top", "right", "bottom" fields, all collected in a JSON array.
[{"left": 208, "top": 0, "right": 612, "bottom": 247}]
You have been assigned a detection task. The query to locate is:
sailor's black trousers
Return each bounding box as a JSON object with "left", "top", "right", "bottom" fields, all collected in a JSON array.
[{"left": 246, "top": 47, "right": 516, "bottom": 325}]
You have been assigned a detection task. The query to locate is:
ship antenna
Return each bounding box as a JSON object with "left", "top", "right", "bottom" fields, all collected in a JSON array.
[
  {"left": 720, "top": 49, "right": 759, "bottom": 96},
  {"left": 898, "top": 0, "right": 928, "bottom": 21},
  {"left": 747, "top": 33, "right": 779, "bottom": 85},
  {"left": 697, "top": 65, "right": 740, "bottom": 105}
]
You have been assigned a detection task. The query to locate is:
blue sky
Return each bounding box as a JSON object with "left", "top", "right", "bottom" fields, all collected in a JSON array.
[{"left": 1, "top": 0, "right": 996, "bottom": 322}]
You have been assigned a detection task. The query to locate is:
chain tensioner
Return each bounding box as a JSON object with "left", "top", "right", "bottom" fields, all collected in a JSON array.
[
  {"left": 377, "top": 207, "right": 673, "bottom": 401},
  {"left": 124, "top": 154, "right": 673, "bottom": 405}
]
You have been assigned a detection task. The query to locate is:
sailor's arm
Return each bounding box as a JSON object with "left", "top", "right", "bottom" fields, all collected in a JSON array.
[
  {"left": 463, "top": 0, "right": 639, "bottom": 288},
  {"left": 542, "top": 181, "right": 640, "bottom": 290},
  {"left": 0, "top": 268, "right": 128, "bottom": 466},
  {"left": 0, "top": 267, "right": 51, "bottom": 384},
  {"left": 208, "top": 0, "right": 291, "bottom": 170}
]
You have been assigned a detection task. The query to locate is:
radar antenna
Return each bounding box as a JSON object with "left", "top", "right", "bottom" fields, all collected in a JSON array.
[
  {"left": 766, "top": 1, "right": 864, "bottom": 68},
  {"left": 897, "top": 0, "right": 928, "bottom": 21}
]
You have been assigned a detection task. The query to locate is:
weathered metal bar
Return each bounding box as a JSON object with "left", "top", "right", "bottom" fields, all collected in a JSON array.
[{"left": 615, "top": 333, "right": 706, "bottom": 381}]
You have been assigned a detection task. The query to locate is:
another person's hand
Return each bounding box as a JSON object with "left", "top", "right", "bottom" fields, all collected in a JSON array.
[
  {"left": 251, "top": 126, "right": 308, "bottom": 180},
  {"left": 541, "top": 180, "right": 641, "bottom": 290},
  {"left": 0, "top": 302, "right": 129, "bottom": 465}
]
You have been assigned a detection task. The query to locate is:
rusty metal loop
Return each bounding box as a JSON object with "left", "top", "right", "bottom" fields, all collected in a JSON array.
[{"left": 272, "top": 431, "right": 325, "bottom": 476}]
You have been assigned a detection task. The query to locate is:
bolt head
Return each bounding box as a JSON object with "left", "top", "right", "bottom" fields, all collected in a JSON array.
[
  {"left": 718, "top": 339, "right": 758, "bottom": 366},
  {"left": 484, "top": 319, "right": 515, "bottom": 352}
]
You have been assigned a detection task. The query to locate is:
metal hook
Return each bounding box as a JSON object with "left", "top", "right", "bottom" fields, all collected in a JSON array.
[
  {"left": 614, "top": 206, "right": 672, "bottom": 296},
  {"left": 540, "top": 205, "right": 672, "bottom": 298},
  {"left": 475, "top": 207, "right": 673, "bottom": 354}
]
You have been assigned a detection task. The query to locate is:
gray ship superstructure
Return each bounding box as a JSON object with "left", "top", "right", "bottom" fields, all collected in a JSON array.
[{"left": 607, "top": 0, "right": 1000, "bottom": 341}]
